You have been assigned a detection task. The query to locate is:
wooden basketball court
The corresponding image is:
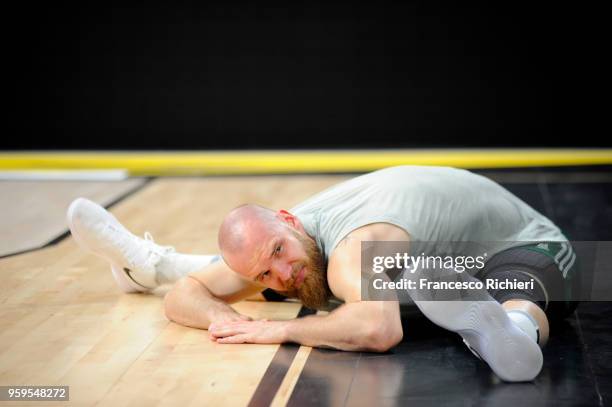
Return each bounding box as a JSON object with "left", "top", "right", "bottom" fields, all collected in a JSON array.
[
  {"left": 1, "top": 169, "right": 611, "bottom": 406},
  {"left": 0, "top": 175, "right": 346, "bottom": 406}
]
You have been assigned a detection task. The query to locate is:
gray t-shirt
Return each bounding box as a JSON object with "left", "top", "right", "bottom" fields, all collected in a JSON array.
[{"left": 291, "top": 166, "right": 567, "bottom": 264}]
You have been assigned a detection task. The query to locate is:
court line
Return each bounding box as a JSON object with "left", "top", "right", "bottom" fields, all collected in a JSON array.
[
  {"left": 0, "top": 178, "right": 154, "bottom": 259},
  {"left": 248, "top": 307, "right": 317, "bottom": 407},
  {"left": 270, "top": 346, "right": 313, "bottom": 407},
  {"left": 1, "top": 149, "right": 612, "bottom": 175}
]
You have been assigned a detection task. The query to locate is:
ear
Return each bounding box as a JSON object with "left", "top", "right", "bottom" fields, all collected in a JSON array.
[{"left": 277, "top": 209, "right": 306, "bottom": 233}]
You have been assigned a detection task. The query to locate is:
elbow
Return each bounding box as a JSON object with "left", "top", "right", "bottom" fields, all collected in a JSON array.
[
  {"left": 364, "top": 321, "right": 403, "bottom": 353},
  {"left": 163, "top": 286, "right": 178, "bottom": 322},
  {"left": 163, "top": 277, "right": 192, "bottom": 323}
]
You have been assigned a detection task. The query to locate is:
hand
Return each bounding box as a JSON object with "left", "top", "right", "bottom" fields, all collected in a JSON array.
[
  {"left": 208, "top": 304, "right": 252, "bottom": 325},
  {"left": 208, "top": 319, "right": 288, "bottom": 344}
]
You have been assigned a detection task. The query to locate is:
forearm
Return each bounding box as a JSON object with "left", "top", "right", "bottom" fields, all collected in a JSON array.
[
  {"left": 284, "top": 301, "right": 402, "bottom": 352},
  {"left": 164, "top": 276, "right": 245, "bottom": 329}
]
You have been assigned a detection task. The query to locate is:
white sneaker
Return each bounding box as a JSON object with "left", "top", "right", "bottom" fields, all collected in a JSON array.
[
  {"left": 415, "top": 300, "right": 543, "bottom": 382},
  {"left": 67, "top": 198, "right": 174, "bottom": 293}
]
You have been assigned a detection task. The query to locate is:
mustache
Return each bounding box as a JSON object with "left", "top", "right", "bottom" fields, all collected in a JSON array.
[{"left": 285, "top": 264, "right": 305, "bottom": 289}]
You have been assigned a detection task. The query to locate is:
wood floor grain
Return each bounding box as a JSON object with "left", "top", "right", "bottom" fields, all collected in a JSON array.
[{"left": 0, "top": 175, "right": 348, "bottom": 406}]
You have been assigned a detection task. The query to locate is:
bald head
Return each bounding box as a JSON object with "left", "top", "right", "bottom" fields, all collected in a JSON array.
[
  {"left": 217, "top": 204, "right": 329, "bottom": 307},
  {"left": 218, "top": 204, "right": 279, "bottom": 263}
]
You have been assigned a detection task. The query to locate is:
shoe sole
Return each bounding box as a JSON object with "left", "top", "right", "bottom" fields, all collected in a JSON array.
[
  {"left": 415, "top": 300, "right": 543, "bottom": 382},
  {"left": 67, "top": 198, "right": 146, "bottom": 294},
  {"left": 110, "top": 265, "right": 152, "bottom": 293}
]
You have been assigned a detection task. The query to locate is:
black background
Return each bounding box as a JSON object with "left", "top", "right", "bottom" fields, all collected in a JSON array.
[{"left": 6, "top": 2, "right": 589, "bottom": 149}]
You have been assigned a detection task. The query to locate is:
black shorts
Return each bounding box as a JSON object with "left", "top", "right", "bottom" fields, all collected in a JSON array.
[{"left": 475, "top": 242, "right": 580, "bottom": 321}]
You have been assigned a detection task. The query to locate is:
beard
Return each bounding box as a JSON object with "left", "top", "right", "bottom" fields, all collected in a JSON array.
[{"left": 282, "top": 229, "right": 331, "bottom": 310}]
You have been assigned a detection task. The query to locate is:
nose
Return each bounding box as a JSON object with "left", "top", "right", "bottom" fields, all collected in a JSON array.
[{"left": 274, "top": 261, "right": 294, "bottom": 282}]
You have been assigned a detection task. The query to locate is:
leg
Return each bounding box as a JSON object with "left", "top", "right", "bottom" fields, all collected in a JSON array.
[
  {"left": 404, "top": 265, "right": 543, "bottom": 382},
  {"left": 67, "top": 198, "right": 219, "bottom": 292},
  {"left": 480, "top": 242, "right": 580, "bottom": 346},
  {"left": 413, "top": 297, "right": 544, "bottom": 382}
]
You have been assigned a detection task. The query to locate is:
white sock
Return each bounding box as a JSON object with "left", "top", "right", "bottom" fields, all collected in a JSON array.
[
  {"left": 507, "top": 310, "right": 540, "bottom": 344},
  {"left": 155, "top": 253, "right": 220, "bottom": 284}
]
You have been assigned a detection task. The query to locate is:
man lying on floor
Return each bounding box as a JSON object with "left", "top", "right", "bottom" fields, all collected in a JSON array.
[{"left": 67, "top": 166, "right": 579, "bottom": 382}]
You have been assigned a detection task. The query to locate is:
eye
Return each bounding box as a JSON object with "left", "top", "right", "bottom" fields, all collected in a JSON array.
[
  {"left": 274, "top": 245, "right": 282, "bottom": 255},
  {"left": 259, "top": 271, "right": 270, "bottom": 281}
]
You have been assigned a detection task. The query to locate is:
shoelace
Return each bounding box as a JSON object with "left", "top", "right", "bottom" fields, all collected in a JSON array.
[{"left": 142, "top": 232, "right": 176, "bottom": 255}]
